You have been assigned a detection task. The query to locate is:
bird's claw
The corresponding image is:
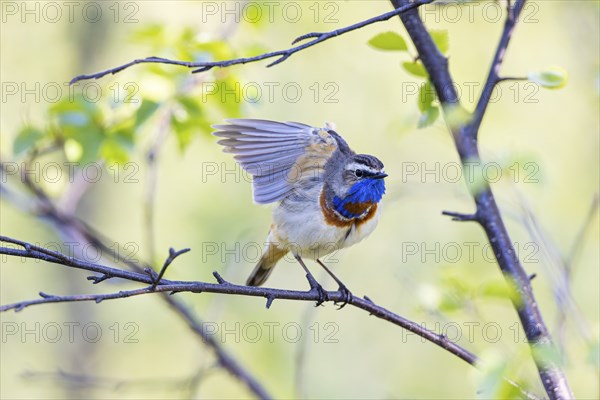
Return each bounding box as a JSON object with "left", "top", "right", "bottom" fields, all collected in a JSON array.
[
  {"left": 315, "top": 287, "right": 329, "bottom": 306},
  {"left": 334, "top": 284, "right": 353, "bottom": 309},
  {"left": 306, "top": 273, "right": 329, "bottom": 306},
  {"left": 314, "top": 282, "right": 329, "bottom": 307}
]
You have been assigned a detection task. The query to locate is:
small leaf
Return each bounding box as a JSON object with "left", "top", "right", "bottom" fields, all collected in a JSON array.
[
  {"left": 417, "top": 79, "right": 439, "bottom": 128},
  {"left": 135, "top": 100, "right": 160, "bottom": 128},
  {"left": 100, "top": 138, "right": 129, "bottom": 165},
  {"left": 402, "top": 61, "right": 428, "bottom": 78},
  {"left": 418, "top": 80, "right": 437, "bottom": 112},
  {"left": 66, "top": 124, "right": 104, "bottom": 164},
  {"left": 13, "top": 126, "right": 44, "bottom": 155},
  {"left": 478, "top": 279, "right": 520, "bottom": 303},
  {"left": 418, "top": 106, "right": 439, "bottom": 128},
  {"left": 430, "top": 30, "right": 449, "bottom": 54},
  {"left": 528, "top": 67, "right": 568, "bottom": 89},
  {"left": 368, "top": 31, "right": 408, "bottom": 51}
]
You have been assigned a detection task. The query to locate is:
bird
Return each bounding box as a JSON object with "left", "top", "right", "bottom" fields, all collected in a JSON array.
[{"left": 213, "top": 119, "right": 387, "bottom": 305}]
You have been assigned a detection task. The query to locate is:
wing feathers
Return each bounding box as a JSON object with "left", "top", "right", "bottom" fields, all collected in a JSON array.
[{"left": 212, "top": 119, "right": 339, "bottom": 204}]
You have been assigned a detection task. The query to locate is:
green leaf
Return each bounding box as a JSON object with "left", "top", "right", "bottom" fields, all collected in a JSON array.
[
  {"left": 430, "top": 30, "right": 449, "bottom": 54},
  {"left": 402, "top": 61, "right": 428, "bottom": 78},
  {"left": 63, "top": 123, "right": 104, "bottom": 164},
  {"left": 368, "top": 32, "right": 408, "bottom": 51},
  {"left": 135, "top": 100, "right": 160, "bottom": 128},
  {"left": 528, "top": 67, "right": 568, "bottom": 89},
  {"left": 417, "top": 80, "right": 439, "bottom": 129},
  {"left": 418, "top": 81, "right": 437, "bottom": 112},
  {"left": 478, "top": 279, "right": 520, "bottom": 303},
  {"left": 418, "top": 106, "right": 439, "bottom": 128},
  {"left": 13, "top": 126, "right": 44, "bottom": 155},
  {"left": 100, "top": 138, "right": 130, "bottom": 164},
  {"left": 177, "top": 96, "right": 203, "bottom": 117}
]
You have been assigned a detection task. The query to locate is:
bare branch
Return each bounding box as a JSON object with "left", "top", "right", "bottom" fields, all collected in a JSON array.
[
  {"left": 1, "top": 173, "right": 273, "bottom": 400},
  {"left": 0, "top": 236, "right": 477, "bottom": 367},
  {"left": 441, "top": 210, "right": 478, "bottom": 222},
  {"left": 0, "top": 236, "right": 544, "bottom": 399},
  {"left": 469, "top": 1, "right": 528, "bottom": 137},
  {"left": 69, "top": 0, "right": 435, "bottom": 84},
  {"left": 150, "top": 247, "right": 191, "bottom": 290}
]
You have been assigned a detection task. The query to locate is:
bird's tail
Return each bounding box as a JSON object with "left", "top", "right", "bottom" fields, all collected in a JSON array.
[{"left": 246, "top": 241, "right": 287, "bottom": 286}]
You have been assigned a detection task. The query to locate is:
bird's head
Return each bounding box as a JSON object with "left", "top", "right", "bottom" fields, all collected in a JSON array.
[{"left": 324, "top": 153, "right": 387, "bottom": 219}]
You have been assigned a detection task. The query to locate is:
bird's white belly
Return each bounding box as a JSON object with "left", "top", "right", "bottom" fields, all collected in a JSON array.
[{"left": 271, "top": 202, "right": 381, "bottom": 260}]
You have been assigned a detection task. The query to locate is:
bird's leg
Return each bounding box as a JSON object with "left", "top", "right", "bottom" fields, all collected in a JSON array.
[
  {"left": 316, "top": 259, "right": 353, "bottom": 309},
  {"left": 294, "top": 255, "right": 329, "bottom": 306}
]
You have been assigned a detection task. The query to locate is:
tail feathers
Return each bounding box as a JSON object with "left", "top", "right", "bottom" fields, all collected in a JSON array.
[{"left": 246, "top": 245, "right": 286, "bottom": 286}]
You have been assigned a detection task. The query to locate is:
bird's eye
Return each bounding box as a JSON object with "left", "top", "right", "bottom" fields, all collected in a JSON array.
[{"left": 354, "top": 169, "right": 364, "bottom": 178}]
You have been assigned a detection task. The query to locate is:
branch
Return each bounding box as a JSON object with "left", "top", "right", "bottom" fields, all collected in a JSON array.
[
  {"left": 0, "top": 175, "right": 273, "bottom": 400},
  {"left": 69, "top": 0, "right": 435, "bottom": 84},
  {"left": 1, "top": 236, "right": 544, "bottom": 399},
  {"left": 150, "top": 247, "right": 191, "bottom": 290},
  {"left": 2, "top": 176, "right": 540, "bottom": 400},
  {"left": 390, "top": 0, "right": 573, "bottom": 398},
  {"left": 469, "top": 1, "right": 527, "bottom": 137},
  {"left": 0, "top": 237, "right": 476, "bottom": 367}
]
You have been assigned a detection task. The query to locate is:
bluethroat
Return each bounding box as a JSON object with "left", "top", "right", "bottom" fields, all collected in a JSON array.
[{"left": 213, "top": 119, "right": 387, "bottom": 304}]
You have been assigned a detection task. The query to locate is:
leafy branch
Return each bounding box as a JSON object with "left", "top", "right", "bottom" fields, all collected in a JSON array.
[{"left": 389, "top": 0, "right": 573, "bottom": 398}]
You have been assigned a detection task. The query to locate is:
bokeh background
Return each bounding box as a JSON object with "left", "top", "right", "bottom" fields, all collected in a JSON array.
[{"left": 1, "top": 1, "right": 598, "bottom": 398}]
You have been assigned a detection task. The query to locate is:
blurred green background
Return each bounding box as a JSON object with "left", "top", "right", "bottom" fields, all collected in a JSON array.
[{"left": 1, "top": 1, "right": 598, "bottom": 398}]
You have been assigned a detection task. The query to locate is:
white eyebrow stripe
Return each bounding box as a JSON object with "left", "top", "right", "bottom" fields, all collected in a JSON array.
[{"left": 345, "top": 162, "right": 380, "bottom": 174}]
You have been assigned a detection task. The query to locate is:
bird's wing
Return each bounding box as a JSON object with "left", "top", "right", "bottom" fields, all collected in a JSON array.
[{"left": 213, "top": 118, "right": 345, "bottom": 204}]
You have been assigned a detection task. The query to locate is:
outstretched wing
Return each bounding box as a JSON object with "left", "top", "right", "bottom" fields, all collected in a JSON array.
[{"left": 213, "top": 119, "right": 347, "bottom": 204}]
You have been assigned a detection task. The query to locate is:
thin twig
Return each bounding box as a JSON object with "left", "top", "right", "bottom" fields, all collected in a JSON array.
[
  {"left": 69, "top": 0, "right": 435, "bottom": 84},
  {"left": 469, "top": 1, "right": 527, "bottom": 136},
  {"left": 150, "top": 247, "right": 191, "bottom": 290}
]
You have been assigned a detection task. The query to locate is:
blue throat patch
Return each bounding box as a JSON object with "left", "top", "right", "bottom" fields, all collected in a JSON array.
[{"left": 332, "top": 178, "right": 386, "bottom": 219}]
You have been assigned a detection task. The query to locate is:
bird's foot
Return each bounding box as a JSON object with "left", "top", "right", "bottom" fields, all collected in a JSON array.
[
  {"left": 334, "top": 283, "right": 353, "bottom": 310},
  {"left": 305, "top": 273, "right": 329, "bottom": 307}
]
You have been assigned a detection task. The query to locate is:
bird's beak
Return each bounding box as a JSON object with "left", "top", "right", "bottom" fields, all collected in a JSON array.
[{"left": 372, "top": 172, "right": 388, "bottom": 179}]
